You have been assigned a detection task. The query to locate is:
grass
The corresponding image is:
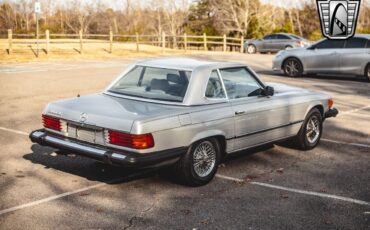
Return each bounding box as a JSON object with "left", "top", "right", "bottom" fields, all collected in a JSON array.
[{"left": 0, "top": 39, "right": 204, "bottom": 63}]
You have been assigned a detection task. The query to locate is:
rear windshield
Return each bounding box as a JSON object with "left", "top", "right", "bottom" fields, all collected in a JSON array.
[{"left": 109, "top": 66, "right": 191, "bottom": 102}]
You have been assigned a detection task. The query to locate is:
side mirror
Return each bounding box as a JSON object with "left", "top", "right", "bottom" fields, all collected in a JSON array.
[{"left": 263, "top": 86, "right": 274, "bottom": 96}]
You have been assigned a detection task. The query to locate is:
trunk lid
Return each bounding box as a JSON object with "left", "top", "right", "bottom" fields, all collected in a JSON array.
[{"left": 44, "top": 93, "right": 187, "bottom": 132}]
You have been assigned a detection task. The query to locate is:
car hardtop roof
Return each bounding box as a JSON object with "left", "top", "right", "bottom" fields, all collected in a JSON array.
[
  {"left": 135, "top": 57, "right": 244, "bottom": 71},
  {"left": 268, "top": 32, "right": 292, "bottom": 36}
]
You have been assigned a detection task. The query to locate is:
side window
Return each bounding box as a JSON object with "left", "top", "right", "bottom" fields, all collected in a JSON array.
[
  {"left": 205, "top": 71, "right": 226, "bottom": 99},
  {"left": 264, "top": 35, "right": 275, "bottom": 40},
  {"left": 345, "top": 38, "right": 368, "bottom": 48},
  {"left": 277, "top": 35, "right": 290, "bottom": 39},
  {"left": 219, "top": 67, "right": 263, "bottom": 99},
  {"left": 315, "top": 40, "right": 345, "bottom": 49},
  {"left": 367, "top": 40, "right": 370, "bottom": 48}
]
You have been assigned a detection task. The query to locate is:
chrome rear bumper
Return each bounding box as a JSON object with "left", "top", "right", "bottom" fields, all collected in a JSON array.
[{"left": 30, "top": 129, "right": 186, "bottom": 168}]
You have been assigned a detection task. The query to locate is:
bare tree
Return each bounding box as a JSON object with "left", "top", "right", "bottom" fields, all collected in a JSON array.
[
  {"left": 0, "top": 2, "right": 17, "bottom": 30},
  {"left": 63, "top": 0, "right": 95, "bottom": 33},
  {"left": 209, "top": 0, "right": 261, "bottom": 37}
]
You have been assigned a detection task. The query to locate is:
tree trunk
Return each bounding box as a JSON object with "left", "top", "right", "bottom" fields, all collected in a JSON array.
[
  {"left": 288, "top": 10, "right": 295, "bottom": 34},
  {"left": 295, "top": 9, "right": 303, "bottom": 36}
]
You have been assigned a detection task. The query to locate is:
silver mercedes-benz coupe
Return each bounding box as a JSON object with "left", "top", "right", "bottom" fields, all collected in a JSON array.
[
  {"left": 244, "top": 33, "right": 310, "bottom": 54},
  {"left": 273, "top": 34, "right": 370, "bottom": 81},
  {"left": 30, "top": 58, "right": 338, "bottom": 186}
]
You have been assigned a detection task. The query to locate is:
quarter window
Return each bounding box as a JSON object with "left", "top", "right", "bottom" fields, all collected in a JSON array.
[
  {"left": 219, "top": 67, "right": 263, "bottom": 99},
  {"left": 205, "top": 71, "right": 226, "bottom": 99},
  {"left": 345, "top": 38, "right": 368, "bottom": 48}
]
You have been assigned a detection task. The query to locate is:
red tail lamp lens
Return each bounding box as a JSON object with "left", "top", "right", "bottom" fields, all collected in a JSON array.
[
  {"left": 42, "top": 115, "right": 61, "bottom": 131},
  {"left": 328, "top": 98, "right": 334, "bottom": 109},
  {"left": 108, "top": 130, "right": 154, "bottom": 149}
]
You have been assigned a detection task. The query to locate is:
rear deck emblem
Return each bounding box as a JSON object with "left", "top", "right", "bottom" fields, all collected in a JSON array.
[
  {"left": 79, "top": 113, "right": 88, "bottom": 123},
  {"left": 316, "top": 0, "right": 361, "bottom": 39}
]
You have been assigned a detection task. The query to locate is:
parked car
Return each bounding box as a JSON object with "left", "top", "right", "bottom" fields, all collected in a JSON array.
[
  {"left": 30, "top": 58, "right": 338, "bottom": 186},
  {"left": 273, "top": 34, "right": 370, "bottom": 81},
  {"left": 244, "top": 33, "right": 310, "bottom": 54}
]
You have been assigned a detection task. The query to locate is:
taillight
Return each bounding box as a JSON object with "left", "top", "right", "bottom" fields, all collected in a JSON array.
[
  {"left": 296, "top": 41, "right": 304, "bottom": 47},
  {"left": 328, "top": 98, "right": 334, "bottom": 109},
  {"left": 107, "top": 130, "right": 154, "bottom": 149},
  {"left": 42, "top": 114, "right": 61, "bottom": 131}
]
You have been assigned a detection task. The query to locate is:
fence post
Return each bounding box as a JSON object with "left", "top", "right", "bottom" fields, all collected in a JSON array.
[
  {"left": 203, "top": 33, "right": 207, "bottom": 51},
  {"left": 223, "top": 34, "right": 226, "bottom": 52},
  {"left": 136, "top": 33, "right": 139, "bottom": 52},
  {"left": 45, "top": 30, "right": 50, "bottom": 55},
  {"left": 79, "top": 30, "right": 83, "bottom": 54},
  {"left": 184, "top": 33, "right": 187, "bottom": 52},
  {"left": 8, "top": 29, "right": 12, "bottom": 55},
  {"left": 240, "top": 36, "right": 244, "bottom": 53},
  {"left": 109, "top": 30, "right": 113, "bottom": 53},
  {"left": 162, "top": 32, "right": 166, "bottom": 53}
]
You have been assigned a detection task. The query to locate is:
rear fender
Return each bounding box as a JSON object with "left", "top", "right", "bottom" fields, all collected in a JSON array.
[{"left": 190, "top": 130, "right": 226, "bottom": 145}]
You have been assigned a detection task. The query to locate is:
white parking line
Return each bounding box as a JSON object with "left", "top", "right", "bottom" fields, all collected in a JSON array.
[
  {"left": 321, "top": 138, "right": 370, "bottom": 148},
  {"left": 216, "top": 174, "right": 244, "bottom": 183},
  {"left": 339, "top": 105, "right": 370, "bottom": 117},
  {"left": 0, "top": 127, "right": 28, "bottom": 136},
  {"left": 0, "top": 172, "right": 149, "bottom": 216},
  {"left": 0, "top": 181, "right": 108, "bottom": 216},
  {"left": 216, "top": 174, "right": 370, "bottom": 206}
]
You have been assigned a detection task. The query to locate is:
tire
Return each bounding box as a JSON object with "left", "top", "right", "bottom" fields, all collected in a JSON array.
[
  {"left": 365, "top": 64, "right": 370, "bottom": 82},
  {"left": 246, "top": 44, "right": 257, "bottom": 54},
  {"left": 173, "top": 138, "right": 221, "bottom": 186},
  {"left": 285, "top": 45, "right": 293, "bottom": 50},
  {"left": 283, "top": 57, "right": 303, "bottom": 77},
  {"left": 294, "top": 108, "right": 323, "bottom": 150}
]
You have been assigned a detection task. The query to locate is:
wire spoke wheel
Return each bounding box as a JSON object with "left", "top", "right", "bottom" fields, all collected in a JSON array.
[
  {"left": 192, "top": 141, "right": 216, "bottom": 178},
  {"left": 306, "top": 116, "right": 320, "bottom": 144}
]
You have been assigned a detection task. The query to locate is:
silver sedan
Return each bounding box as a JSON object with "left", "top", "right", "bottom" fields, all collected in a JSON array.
[
  {"left": 30, "top": 58, "right": 338, "bottom": 186},
  {"left": 244, "top": 33, "right": 310, "bottom": 54},
  {"left": 273, "top": 34, "right": 370, "bottom": 81}
]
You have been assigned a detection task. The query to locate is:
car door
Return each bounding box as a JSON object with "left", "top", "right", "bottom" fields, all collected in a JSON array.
[
  {"left": 339, "top": 37, "right": 370, "bottom": 75},
  {"left": 262, "top": 35, "right": 276, "bottom": 52},
  {"left": 275, "top": 34, "right": 291, "bottom": 50},
  {"left": 218, "top": 67, "right": 294, "bottom": 152},
  {"left": 303, "top": 39, "right": 345, "bottom": 73}
]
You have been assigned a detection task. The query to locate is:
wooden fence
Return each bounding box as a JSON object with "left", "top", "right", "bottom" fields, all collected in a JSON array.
[{"left": 6, "top": 29, "right": 245, "bottom": 56}]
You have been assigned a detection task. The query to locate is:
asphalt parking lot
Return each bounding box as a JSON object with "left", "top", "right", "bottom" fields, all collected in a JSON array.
[{"left": 0, "top": 53, "right": 369, "bottom": 229}]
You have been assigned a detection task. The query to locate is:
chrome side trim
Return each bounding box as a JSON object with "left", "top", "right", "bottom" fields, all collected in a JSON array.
[
  {"left": 228, "top": 134, "right": 297, "bottom": 154},
  {"left": 227, "top": 120, "right": 304, "bottom": 140}
]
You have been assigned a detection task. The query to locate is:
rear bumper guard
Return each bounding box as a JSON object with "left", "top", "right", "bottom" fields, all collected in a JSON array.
[{"left": 29, "top": 129, "right": 186, "bottom": 168}]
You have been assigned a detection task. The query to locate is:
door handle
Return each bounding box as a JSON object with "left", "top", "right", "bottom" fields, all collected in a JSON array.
[{"left": 235, "top": 111, "right": 245, "bottom": 115}]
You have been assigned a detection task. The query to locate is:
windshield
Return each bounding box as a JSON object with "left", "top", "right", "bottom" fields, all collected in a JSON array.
[{"left": 108, "top": 66, "right": 191, "bottom": 102}]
